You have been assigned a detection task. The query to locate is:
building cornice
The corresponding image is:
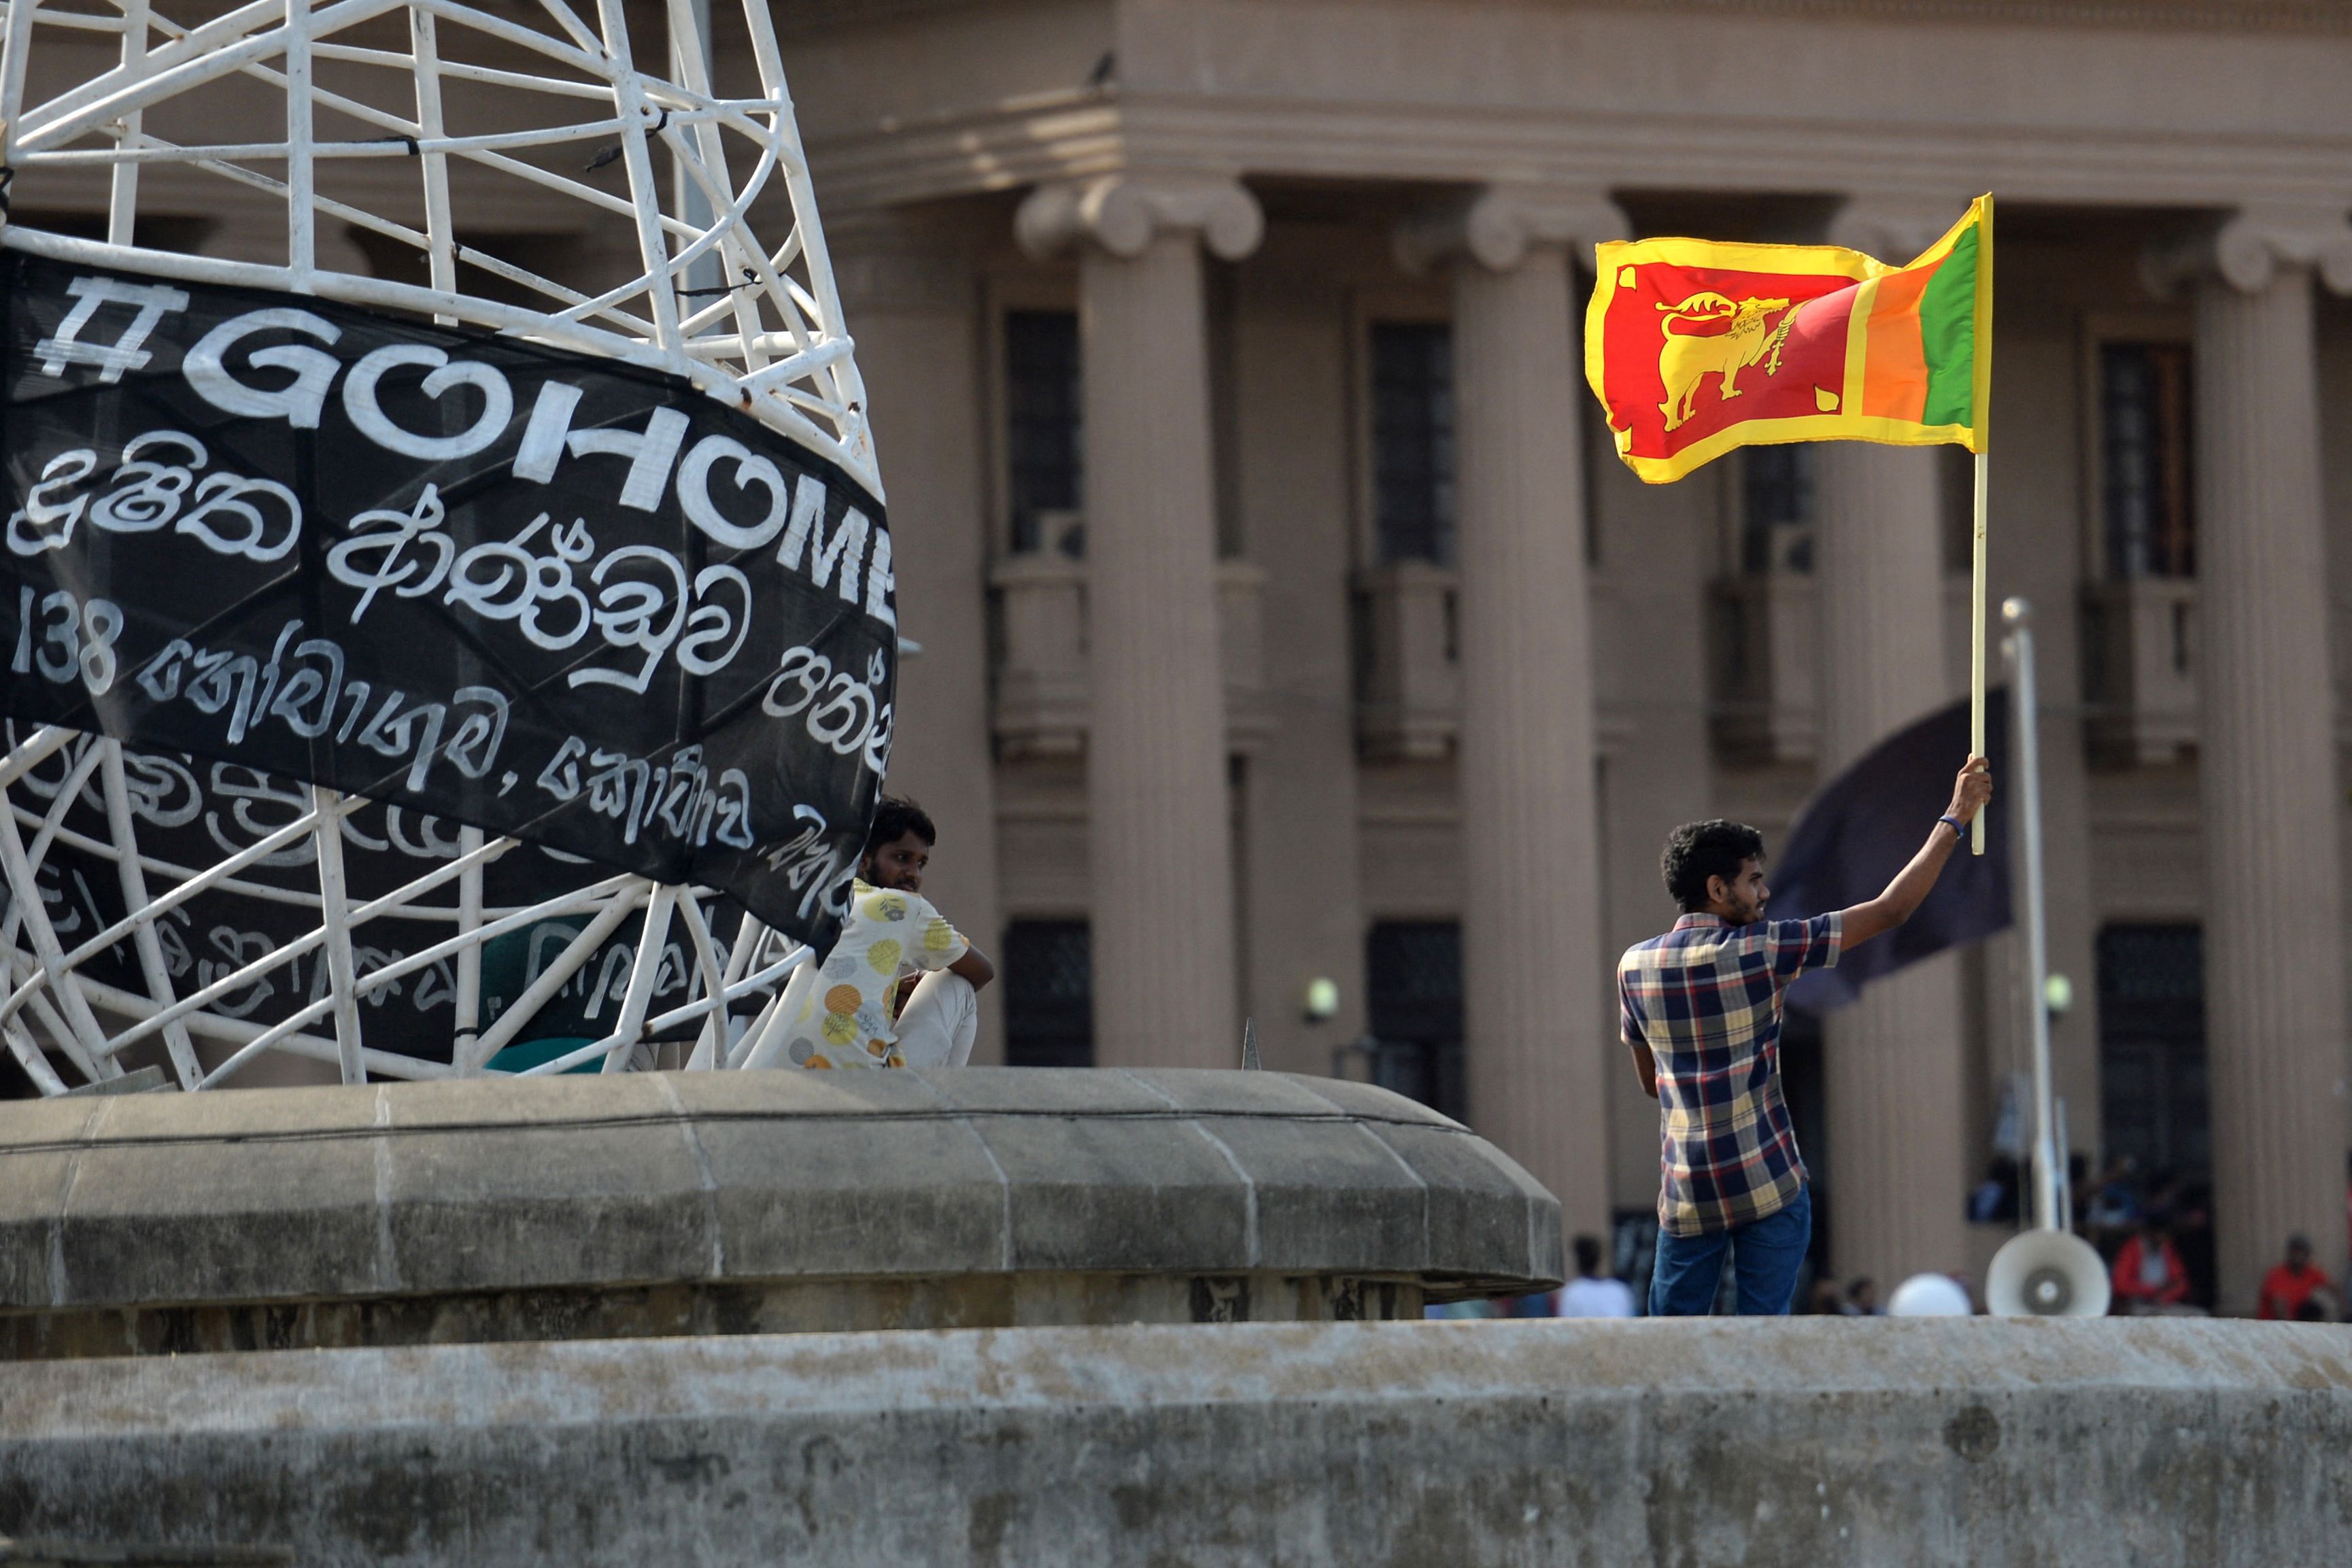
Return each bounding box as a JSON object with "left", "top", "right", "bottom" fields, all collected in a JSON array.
[
  {"left": 1531, "top": 0, "right": 2352, "bottom": 33},
  {"left": 774, "top": 0, "right": 2352, "bottom": 37},
  {"left": 802, "top": 88, "right": 2352, "bottom": 220}
]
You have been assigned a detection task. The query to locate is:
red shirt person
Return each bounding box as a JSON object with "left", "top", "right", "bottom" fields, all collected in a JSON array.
[
  {"left": 2257, "top": 1235, "right": 2332, "bottom": 1321},
  {"left": 2110, "top": 1221, "right": 2191, "bottom": 1312}
]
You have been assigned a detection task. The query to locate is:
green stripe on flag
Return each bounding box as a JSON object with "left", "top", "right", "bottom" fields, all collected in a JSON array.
[{"left": 1918, "top": 224, "right": 1979, "bottom": 427}]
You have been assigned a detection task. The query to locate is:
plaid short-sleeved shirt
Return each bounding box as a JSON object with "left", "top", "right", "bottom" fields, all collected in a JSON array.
[{"left": 1619, "top": 911, "right": 1842, "bottom": 1236}]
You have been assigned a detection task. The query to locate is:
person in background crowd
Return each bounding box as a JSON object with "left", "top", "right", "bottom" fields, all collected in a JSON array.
[
  {"left": 2257, "top": 1235, "right": 2334, "bottom": 1322},
  {"left": 747, "top": 798, "right": 994, "bottom": 1070},
  {"left": 2084, "top": 1156, "right": 2142, "bottom": 1236},
  {"left": 1803, "top": 1279, "right": 1846, "bottom": 1315},
  {"left": 1557, "top": 1235, "right": 1637, "bottom": 1318},
  {"left": 1969, "top": 1156, "right": 2021, "bottom": 1225},
  {"left": 1843, "top": 1277, "right": 1881, "bottom": 1316},
  {"left": 2110, "top": 1216, "right": 2193, "bottom": 1314}
]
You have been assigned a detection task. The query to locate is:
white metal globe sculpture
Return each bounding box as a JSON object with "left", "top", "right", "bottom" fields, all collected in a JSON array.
[{"left": 0, "top": 0, "right": 874, "bottom": 1093}]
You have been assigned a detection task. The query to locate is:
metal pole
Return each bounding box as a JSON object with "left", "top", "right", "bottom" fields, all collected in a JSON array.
[
  {"left": 2053, "top": 1097, "right": 2072, "bottom": 1231},
  {"left": 2003, "top": 596, "right": 2059, "bottom": 1232},
  {"left": 1970, "top": 449, "right": 1989, "bottom": 855}
]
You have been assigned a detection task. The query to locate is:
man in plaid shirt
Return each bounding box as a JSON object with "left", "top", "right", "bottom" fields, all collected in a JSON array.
[{"left": 1622, "top": 755, "right": 1993, "bottom": 1316}]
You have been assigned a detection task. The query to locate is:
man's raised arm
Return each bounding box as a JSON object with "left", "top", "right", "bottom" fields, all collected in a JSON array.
[{"left": 1836, "top": 756, "right": 1994, "bottom": 951}]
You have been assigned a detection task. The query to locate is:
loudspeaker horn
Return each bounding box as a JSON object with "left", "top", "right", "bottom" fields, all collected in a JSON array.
[{"left": 1987, "top": 1229, "right": 2111, "bottom": 1318}]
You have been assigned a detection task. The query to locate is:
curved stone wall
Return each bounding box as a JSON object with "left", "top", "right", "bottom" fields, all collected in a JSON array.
[
  {"left": 1, "top": 1318, "right": 2347, "bottom": 1566},
  {"left": 0, "top": 1069, "right": 1560, "bottom": 1354}
]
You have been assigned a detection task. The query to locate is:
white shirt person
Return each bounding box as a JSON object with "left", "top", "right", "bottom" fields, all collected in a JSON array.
[
  {"left": 746, "top": 797, "right": 995, "bottom": 1070},
  {"left": 1554, "top": 1234, "right": 1638, "bottom": 1318}
]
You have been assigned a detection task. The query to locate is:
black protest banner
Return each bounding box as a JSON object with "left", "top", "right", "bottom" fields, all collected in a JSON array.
[{"left": 0, "top": 251, "right": 893, "bottom": 952}]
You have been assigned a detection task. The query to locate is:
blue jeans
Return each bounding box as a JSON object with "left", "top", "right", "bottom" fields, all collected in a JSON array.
[{"left": 1648, "top": 1185, "right": 1812, "bottom": 1316}]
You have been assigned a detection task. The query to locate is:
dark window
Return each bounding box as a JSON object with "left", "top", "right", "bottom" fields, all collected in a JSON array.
[
  {"left": 1005, "top": 310, "right": 1083, "bottom": 556},
  {"left": 1003, "top": 919, "right": 1092, "bottom": 1068},
  {"left": 2098, "top": 925, "right": 2209, "bottom": 1176},
  {"left": 1369, "top": 322, "right": 1455, "bottom": 566},
  {"left": 1364, "top": 920, "right": 1465, "bottom": 1121},
  {"left": 2101, "top": 343, "right": 2195, "bottom": 579},
  {"left": 1739, "top": 445, "right": 1812, "bottom": 574},
  {"left": 2097, "top": 923, "right": 2213, "bottom": 1306}
]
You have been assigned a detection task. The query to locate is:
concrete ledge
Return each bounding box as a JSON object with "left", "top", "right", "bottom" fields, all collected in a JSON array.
[
  {"left": 1, "top": 1318, "right": 2347, "bottom": 1565},
  {"left": 0, "top": 1070, "right": 1558, "bottom": 1349}
]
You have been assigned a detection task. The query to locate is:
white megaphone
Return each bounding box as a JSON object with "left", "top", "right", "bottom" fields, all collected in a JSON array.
[
  {"left": 1985, "top": 601, "right": 2112, "bottom": 1319},
  {"left": 1988, "top": 1227, "right": 2110, "bottom": 1318}
]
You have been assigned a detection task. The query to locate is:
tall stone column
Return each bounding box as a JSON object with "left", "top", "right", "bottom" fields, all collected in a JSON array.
[
  {"left": 1016, "top": 176, "right": 1261, "bottom": 1068},
  {"left": 1809, "top": 196, "right": 1975, "bottom": 1288},
  {"left": 1399, "top": 188, "right": 1621, "bottom": 1242},
  {"left": 828, "top": 211, "right": 1006, "bottom": 1060},
  {"left": 1812, "top": 441, "right": 1971, "bottom": 1286},
  {"left": 2178, "top": 211, "right": 2352, "bottom": 1308}
]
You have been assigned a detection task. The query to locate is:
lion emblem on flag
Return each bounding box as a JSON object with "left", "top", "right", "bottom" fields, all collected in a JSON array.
[{"left": 1656, "top": 292, "right": 1799, "bottom": 432}]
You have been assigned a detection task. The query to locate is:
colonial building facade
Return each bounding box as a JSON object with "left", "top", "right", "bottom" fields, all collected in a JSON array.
[
  {"left": 781, "top": 0, "right": 2352, "bottom": 1313},
  {"left": 16, "top": 0, "right": 2350, "bottom": 1312}
]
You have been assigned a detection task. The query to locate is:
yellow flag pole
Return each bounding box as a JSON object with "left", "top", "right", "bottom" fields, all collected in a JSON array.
[{"left": 1970, "top": 447, "right": 1988, "bottom": 855}]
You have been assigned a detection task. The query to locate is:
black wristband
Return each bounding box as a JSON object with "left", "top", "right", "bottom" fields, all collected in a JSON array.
[{"left": 1937, "top": 814, "right": 1964, "bottom": 837}]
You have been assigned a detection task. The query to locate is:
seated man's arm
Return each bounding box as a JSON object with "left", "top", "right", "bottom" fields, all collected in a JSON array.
[
  {"left": 1837, "top": 756, "right": 1994, "bottom": 950},
  {"left": 949, "top": 945, "right": 995, "bottom": 989},
  {"left": 915, "top": 902, "right": 995, "bottom": 991}
]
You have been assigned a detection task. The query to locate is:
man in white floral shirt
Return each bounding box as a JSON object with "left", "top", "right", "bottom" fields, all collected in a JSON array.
[{"left": 749, "top": 798, "right": 995, "bottom": 1070}]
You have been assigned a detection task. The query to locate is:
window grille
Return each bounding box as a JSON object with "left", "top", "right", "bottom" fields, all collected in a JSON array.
[
  {"left": 1006, "top": 311, "right": 1083, "bottom": 556},
  {"left": 1369, "top": 323, "right": 1455, "bottom": 566},
  {"left": 1004, "top": 919, "right": 1091, "bottom": 1068},
  {"left": 2097, "top": 924, "right": 2209, "bottom": 1177},
  {"left": 2100, "top": 343, "right": 2196, "bottom": 580}
]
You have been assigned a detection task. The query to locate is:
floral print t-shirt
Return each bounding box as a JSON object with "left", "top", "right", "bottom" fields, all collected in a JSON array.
[{"left": 777, "top": 879, "right": 968, "bottom": 1069}]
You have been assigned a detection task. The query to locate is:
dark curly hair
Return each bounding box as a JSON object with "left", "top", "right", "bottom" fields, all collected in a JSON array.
[
  {"left": 864, "top": 796, "right": 936, "bottom": 856},
  {"left": 1661, "top": 819, "right": 1766, "bottom": 912}
]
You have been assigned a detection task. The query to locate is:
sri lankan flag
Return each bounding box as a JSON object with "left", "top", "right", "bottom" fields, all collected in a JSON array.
[{"left": 1585, "top": 197, "right": 1991, "bottom": 484}]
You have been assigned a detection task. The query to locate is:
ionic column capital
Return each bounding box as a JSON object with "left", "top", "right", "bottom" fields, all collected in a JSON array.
[
  {"left": 1015, "top": 173, "right": 1263, "bottom": 263},
  {"left": 1394, "top": 184, "right": 1626, "bottom": 275},
  {"left": 2143, "top": 205, "right": 2352, "bottom": 297},
  {"left": 1828, "top": 197, "right": 1970, "bottom": 263}
]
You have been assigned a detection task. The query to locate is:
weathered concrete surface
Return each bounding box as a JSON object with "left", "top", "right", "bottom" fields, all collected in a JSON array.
[
  {"left": 3, "top": 1317, "right": 2347, "bottom": 1567},
  {"left": 0, "top": 1070, "right": 1558, "bottom": 1352}
]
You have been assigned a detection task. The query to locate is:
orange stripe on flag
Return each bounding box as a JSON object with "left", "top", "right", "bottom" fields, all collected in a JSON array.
[{"left": 1860, "top": 263, "right": 1935, "bottom": 420}]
